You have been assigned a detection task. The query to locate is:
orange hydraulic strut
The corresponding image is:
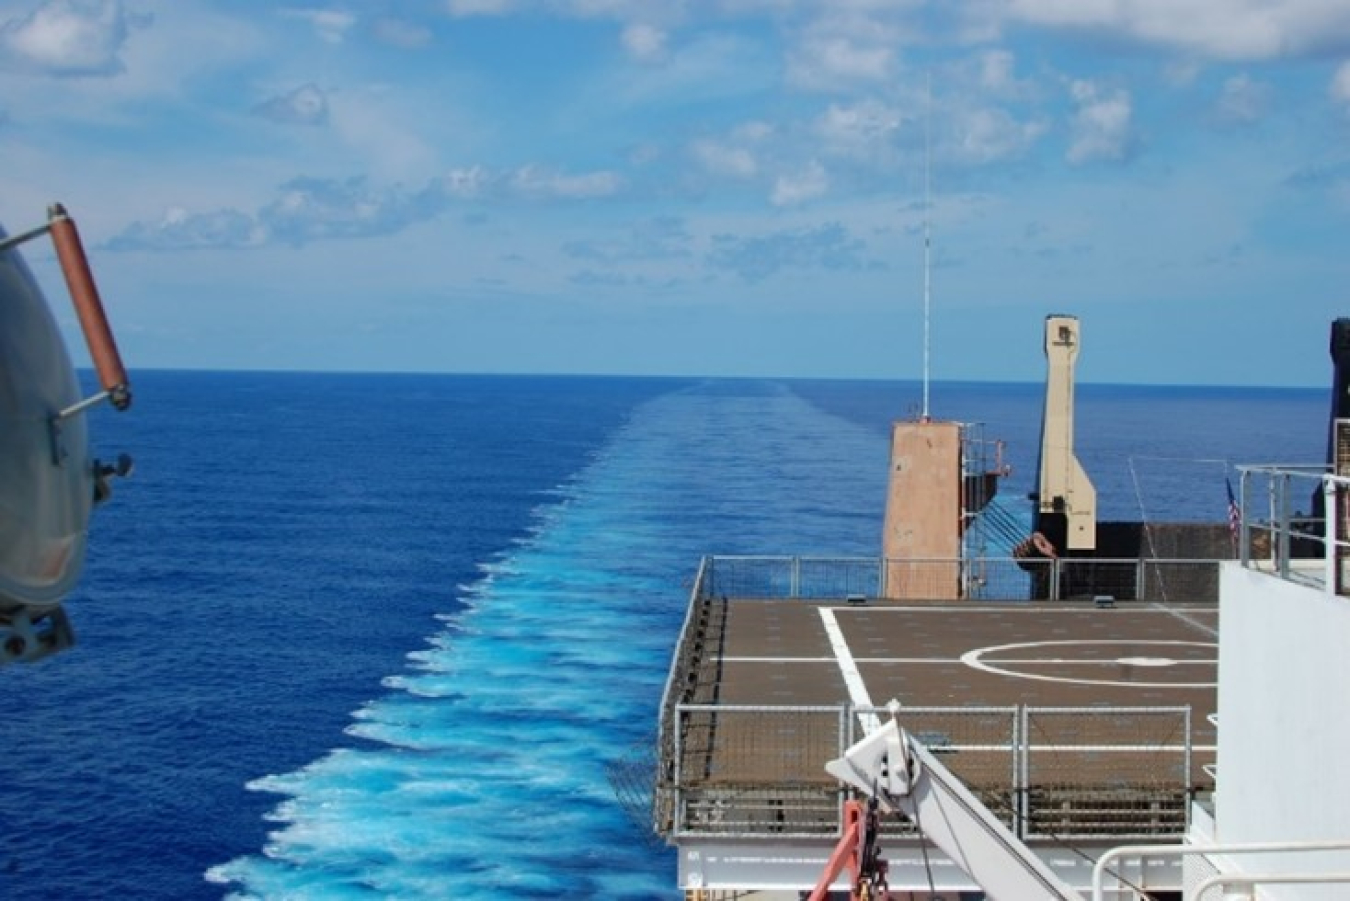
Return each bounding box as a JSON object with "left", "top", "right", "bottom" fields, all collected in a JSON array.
[
  {"left": 808, "top": 799, "right": 864, "bottom": 901},
  {"left": 46, "top": 203, "right": 131, "bottom": 412},
  {"left": 809, "top": 799, "right": 891, "bottom": 901}
]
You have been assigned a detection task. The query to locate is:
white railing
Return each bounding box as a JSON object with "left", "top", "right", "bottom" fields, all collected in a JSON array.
[
  {"left": 1091, "top": 839, "right": 1350, "bottom": 901},
  {"left": 667, "top": 702, "right": 1199, "bottom": 842},
  {"left": 1236, "top": 466, "right": 1350, "bottom": 595},
  {"left": 701, "top": 554, "right": 1223, "bottom": 603}
]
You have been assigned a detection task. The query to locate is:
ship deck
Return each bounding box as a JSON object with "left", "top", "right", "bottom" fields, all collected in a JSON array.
[
  {"left": 711, "top": 598, "right": 1217, "bottom": 711},
  {"left": 660, "top": 589, "right": 1218, "bottom": 845}
]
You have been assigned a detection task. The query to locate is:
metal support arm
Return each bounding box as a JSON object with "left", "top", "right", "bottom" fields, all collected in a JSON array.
[{"left": 826, "top": 715, "right": 1083, "bottom": 901}]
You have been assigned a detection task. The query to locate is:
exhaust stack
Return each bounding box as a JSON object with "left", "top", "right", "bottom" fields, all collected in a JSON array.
[{"left": 1035, "top": 315, "right": 1096, "bottom": 553}]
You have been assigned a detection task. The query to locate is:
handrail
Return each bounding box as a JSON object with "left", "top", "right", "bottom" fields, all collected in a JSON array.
[
  {"left": 1190, "top": 871, "right": 1350, "bottom": 899},
  {"left": 703, "top": 554, "right": 1224, "bottom": 602},
  {"left": 1091, "top": 839, "right": 1350, "bottom": 901},
  {"left": 668, "top": 702, "right": 1199, "bottom": 842},
  {"left": 706, "top": 554, "right": 1223, "bottom": 564},
  {"left": 1235, "top": 465, "right": 1350, "bottom": 595},
  {"left": 655, "top": 555, "right": 712, "bottom": 766}
]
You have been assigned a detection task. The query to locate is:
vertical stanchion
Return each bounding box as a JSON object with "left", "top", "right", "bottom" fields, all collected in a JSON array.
[
  {"left": 1010, "top": 706, "right": 1022, "bottom": 837},
  {"left": 674, "top": 707, "right": 685, "bottom": 833},
  {"left": 1279, "top": 471, "right": 1292, "bottom": 580},
  {"left": 1269, "top": 475, "right": 1279, "bottom": 571},
  {"left": 1183, "top": 707, "right": 1193, "bottom": 831},
  {"left": 1239, "top": 470, "right": 1250, "bottom": 568},
  {"left": 1326, "top": 478, "right": 1339, "bottom": 595},
  {"left": 1019, "top": 706, "right": 1031, "bottom": 838}
]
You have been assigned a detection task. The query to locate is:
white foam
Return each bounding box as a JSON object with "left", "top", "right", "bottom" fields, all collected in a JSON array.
[{"left": 215, "top": 385, "right": 889, "bottom": 898}]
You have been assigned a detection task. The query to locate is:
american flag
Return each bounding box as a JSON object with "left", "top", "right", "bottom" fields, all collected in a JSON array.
[{"left": 1226, "top": 477, "right": 1242, "bottom": 546}]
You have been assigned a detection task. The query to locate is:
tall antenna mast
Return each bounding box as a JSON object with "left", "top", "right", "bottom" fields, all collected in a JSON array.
[{"left": 921, "top": 71, "right": 932, "bottom": 421}]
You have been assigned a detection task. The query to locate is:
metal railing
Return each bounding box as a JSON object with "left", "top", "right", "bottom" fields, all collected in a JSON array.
[
  {"left": 650, "top": 553, "right": 1221, "bottom": 837},
  {"left": 701, "top": 554, "right": 1222, "bottom": 603},
  {"left": 1020, "top": 706, "right": 1194, "bottom": 841},
  {"left": 1092, "top": 839, "right": 1350, "bottom": 901},
  {"left": 671, "top": 704, "right": 847, "bottom": 838},
  {"left": 662, "top": 702, "right": 1199, "bottom": 843},
  {"left": 1236, "top": 465, "right": 1350, "bottom": 595}
]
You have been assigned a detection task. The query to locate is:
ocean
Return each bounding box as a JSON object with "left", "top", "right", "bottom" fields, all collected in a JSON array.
[{"left": 0, "top": 372, "right": 1327, "bottom": 899}]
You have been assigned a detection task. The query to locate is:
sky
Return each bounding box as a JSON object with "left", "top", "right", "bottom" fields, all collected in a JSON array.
[{"left": 2, "top": 0, "right": 1349, "bottom": 385}]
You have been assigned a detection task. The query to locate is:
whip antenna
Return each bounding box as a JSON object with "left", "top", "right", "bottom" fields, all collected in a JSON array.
[{"left": 922, "top": 71, "right": 932, "bottom": 421}]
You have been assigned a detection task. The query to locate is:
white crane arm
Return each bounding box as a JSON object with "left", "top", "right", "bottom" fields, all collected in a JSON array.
[{"left": 826, "top": 719, "right": 1084, "bottom": 901}]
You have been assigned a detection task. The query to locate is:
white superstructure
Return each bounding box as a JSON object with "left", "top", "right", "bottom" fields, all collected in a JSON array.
[
  {"left": 1188, "top": 467, "right": 1350, "bottom": 900},
  {"left": 1096, "top": 465, "right": 1350, "bottom": 900}
]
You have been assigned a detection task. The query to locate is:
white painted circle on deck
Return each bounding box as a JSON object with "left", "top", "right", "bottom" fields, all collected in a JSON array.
[{"left": 960, "top": 639, "right": 1217, "bottom": 688}]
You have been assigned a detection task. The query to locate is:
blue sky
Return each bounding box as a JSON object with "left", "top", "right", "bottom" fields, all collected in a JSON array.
[{"left": 2, "top": 0, "right": 1349, "bottom": 385}]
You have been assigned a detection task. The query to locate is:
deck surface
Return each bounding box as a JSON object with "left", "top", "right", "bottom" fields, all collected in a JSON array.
[
  {"left": 716, "top": 599, "right": 1218, "bottom": 713},
  {"left": 674, "top": 597, "right": 1218, "bottom": 813}
]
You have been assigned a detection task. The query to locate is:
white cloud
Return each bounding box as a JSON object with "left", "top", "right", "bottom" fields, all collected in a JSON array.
[
  {"left": 771, "top": 159, "right": 829, "bottom": 206},
  {"left": 446, "top": 0, "right": 515, "bottom": 16},
  {"left": 440, "top": 166, "right": 492, "bottom": 199},
  {"left": 788, "top": 35, "right": 894, "bottom": 88},
  {"left": 280, "top": 8, "right": 356, "bottom": 45},
  {"left": 967, "top": 47, "right": 1044, "bottom": 102},
  {"left": 439, "top": 164, "right": 626, "bottom": 200},
  {"left": 372, "top": 18, "right": 433, "bottom": 48},
  {"left": 784, "top": 9, "right": 902, "bottom": 90},
  {"left": 707, "top": 221, "right": 871, "bottom": 282},
  {"left": 691, "top": 138, "right": 758, "bottom": 178},
  {"left": 614, "top": 32, "right": 774, "bottom": 106},
  {"left": 511, "top": 164, "right": 624, "bottom": 199},
  {"left": 687, "top": 119, "right": 771, "bottom": 179},
  {"left": 816, "top": 99, "right": 901, "bottom": 161},
  {"left": 1163, "top": 59, "right": 1202, "bottom": 87},
  {"left": 621, "top": 23, "right": 666, "bottom": 61},
  {"left": 106, "top": 205, "right": 264, "bottom": 251},
  {"left": 110, "top": 173, "right": 461, "bottom": 251},
  {"left": 556, "top": 0, "right": 690, "bottom": 21},
  {"left": 325, "top": 87, "right": 442, "bottom": 183},
  {"left": 1332, "top": 61, "right": 1350, "bottom": 107},
  {"left": 1005, "top": 0, "right": 1350, "bottom": 61},
  {"left": 0, "top": 0, "right": 144, "bottom": 78},
  {"left": 1214, "top": 74, "right": 1269, "bottom": 124},
  {"left": 253, "top": 83, "right": 329, "bottom": 126},
  {"left": 1066, "top": 79, "right": 1134, "bottom": 164},
  {"left": 563, "top": 215, "right": 693, "bottom": 263},
  {"left": 979, "top": 49, "right": 1014, "bottom": 91},
  {"left": 955, "top": 107, "right": 1047, "bottom": 164},
  {"left": 734, "top": 119, "right": 772, "bottom": 142}
]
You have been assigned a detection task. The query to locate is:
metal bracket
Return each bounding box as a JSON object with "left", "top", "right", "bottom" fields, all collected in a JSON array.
[
  {"left": 0, "top": 221, "right": 52, "bottom": 254},
  {"left": 1, "top": 605, "right": 75, "bottom": 665},
  {"left": 57, "top": 389, "right": 113, "bottom": 421},
  {"left": 48, "top": 390, "right": 127, "bottom": 468}
]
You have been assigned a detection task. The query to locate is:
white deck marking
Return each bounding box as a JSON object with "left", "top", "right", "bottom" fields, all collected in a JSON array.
[
  {"left": 721, "top": 656, "right": 955, "bottom": 664},
  {"left": 1150, "top": 602, "right": 1220, "bottom": 639},
  {"left": 818, "top": 607, "right": 881, "bottom": 733},
  {"left": 827, "top": 604, "right": 1218, "bottom": 620},
  {"left": 985, "top": 658, "right": 1215, "bottom": 666},
  {"left": 721, "top": 656, "right": 1216, "bottom": 666},
  {"left": 914, "top": 744, "right": 1217, "bottom": 753},
  {"left": 962, "top": 640, "right": 1218, "bottom": 688}
]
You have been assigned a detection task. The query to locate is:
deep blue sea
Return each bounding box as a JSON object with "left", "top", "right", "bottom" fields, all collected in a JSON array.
[{"left": 0, "top": 372, "right": 1326, "bottom": 899}]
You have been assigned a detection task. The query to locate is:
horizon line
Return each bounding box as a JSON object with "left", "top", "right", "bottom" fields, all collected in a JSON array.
[{"left": 79, "top": 366, "right": 1328, "bottom": 392}]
